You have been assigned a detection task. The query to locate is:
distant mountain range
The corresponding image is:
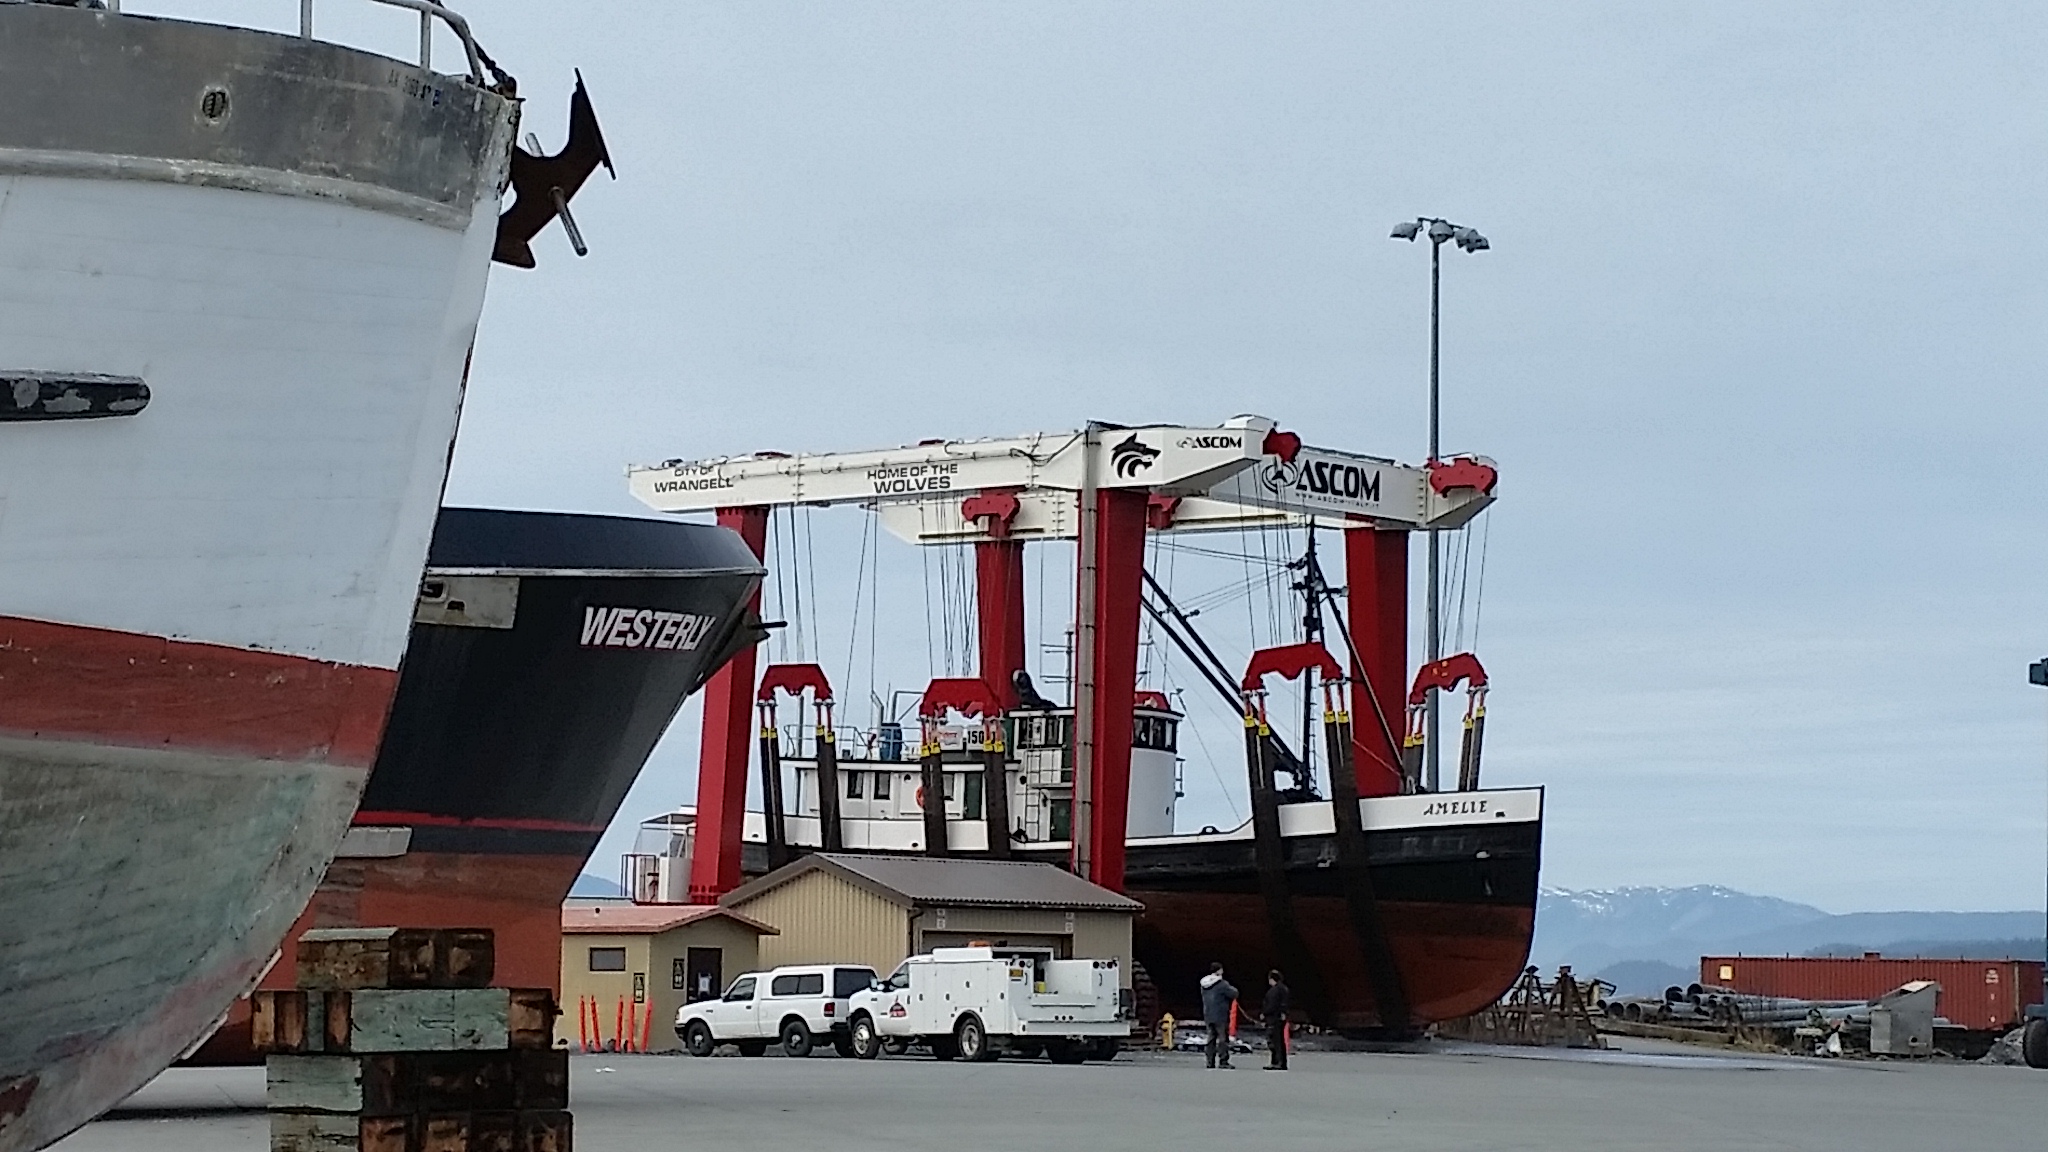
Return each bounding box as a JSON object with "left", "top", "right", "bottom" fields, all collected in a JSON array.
[
  {"left": 569, "top": 873, "right": 626, "bottom": 899},
  {"left": 1530, "top": 886, "right": 2045, "bottom": 996}
]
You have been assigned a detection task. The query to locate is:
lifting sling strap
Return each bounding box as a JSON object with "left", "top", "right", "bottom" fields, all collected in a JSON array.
[
  {"left": 1319, "top": 681, "right": 1412, "bottom": 1031},
  {"left": 918, "top": 717, "right": 950, "bottom": 858},
  {"left": 981, "top": 715, "right": 1012, "bottom": 860},
  {"left": 813, "top": 698, "right": 844, "bottom": 853},
  {"left": 1242, "top": 694, "right": 1330, "bottom": 1022},
  {"left": 756, "top": 700, "right": 790, "bottom": 871}
]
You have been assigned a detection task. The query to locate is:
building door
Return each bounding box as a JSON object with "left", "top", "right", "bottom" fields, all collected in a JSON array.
[{"left": 683, "top": 947, "right": 723, "bottom": 1003}]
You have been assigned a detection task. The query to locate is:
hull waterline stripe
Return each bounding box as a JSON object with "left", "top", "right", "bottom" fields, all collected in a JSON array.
[
  {"left": 0, "top": 615, "right": 395, "bottom": 766},
  {"left": 351, "top": 810, "right": 606, "bottom": 834}
]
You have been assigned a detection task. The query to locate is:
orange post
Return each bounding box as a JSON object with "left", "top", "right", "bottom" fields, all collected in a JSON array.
[
  {"left": 614, "top": 999, "right": 625, "bottom": 1052},
  {"left": 640, "top": 1000, "right": 655, "bottom": 1052}
]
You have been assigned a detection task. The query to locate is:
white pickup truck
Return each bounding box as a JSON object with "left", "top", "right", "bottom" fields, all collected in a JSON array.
[
  {"left": 846, "top": 946, "right": 1128, "bottom": 1063},
  {"left": 675, "top": 963, "right": 878, "bottom": 1057}
]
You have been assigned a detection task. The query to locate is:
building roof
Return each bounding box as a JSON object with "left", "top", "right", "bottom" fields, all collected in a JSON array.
[
  {"left": 562, "top": 901, "right": 778, "bottom": 936},
  {"left": 722, "top": 854, "right": 1143, "bottom": 912}
]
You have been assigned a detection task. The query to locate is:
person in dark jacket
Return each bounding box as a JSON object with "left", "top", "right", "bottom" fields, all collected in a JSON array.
[
  {"left": 1198, "top": 962, "right": 1238, "bottom": 1068},
  {"left": 1262, "top": 969, "right": 1291, "bottom": 1070}
]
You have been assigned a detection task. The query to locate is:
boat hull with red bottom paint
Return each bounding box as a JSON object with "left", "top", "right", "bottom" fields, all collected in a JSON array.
[
  {"left": 183, "top": 508, "right": 763, "bottom": 1065},
  {"left": 0, "top": 8, "right": 517, "bottom": 1146}
]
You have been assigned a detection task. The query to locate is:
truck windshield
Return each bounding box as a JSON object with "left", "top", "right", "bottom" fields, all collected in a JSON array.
[
  {"left": 723, "top": 977, "right": 756, "bottom": 1002},
  {"left": 884, "top": 965, "right": 910, "bottom": 991}
]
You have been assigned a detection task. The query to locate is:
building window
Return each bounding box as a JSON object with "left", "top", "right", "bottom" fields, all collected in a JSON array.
[
  {"left": 1050, "top": 799, "right": 1072, "bottom": 841},
  {"left": 873, "top": 771, "right": 891, "bottom": 800},
  {"left": 588, "top": 947, "right": 627, "bottom": 972},
  {"left": 1133, "top": 716, "right": 1179, "bottom": 751},
  {"left": 963, "top": 770, "right": 984, "bottom": 820},
  {"left": 846, "top": 771, "right": 865, "bottom": 799}
]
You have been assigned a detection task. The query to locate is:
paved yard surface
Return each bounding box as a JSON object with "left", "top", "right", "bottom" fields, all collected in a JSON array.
[{"left": 52, "top": 1039, "right": 2046, "bottom": 1151}]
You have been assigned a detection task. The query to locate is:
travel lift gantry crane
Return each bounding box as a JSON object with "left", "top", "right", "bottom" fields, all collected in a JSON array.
[{"left": 627, "top": 415, "right": 1498, "bottom": 905}]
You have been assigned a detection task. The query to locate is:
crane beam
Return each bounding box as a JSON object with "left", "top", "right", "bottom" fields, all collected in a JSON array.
[
  {"left": 627, "top": 416, "right": 1277, "bottom": 511},
  {"left": 872, "top": 449, "right": 1495, "bottom": 546}
]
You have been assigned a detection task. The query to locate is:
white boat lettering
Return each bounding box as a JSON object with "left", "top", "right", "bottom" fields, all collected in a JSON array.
[{"left": 580, "top": 607, "right": 718, "bottom": 651}]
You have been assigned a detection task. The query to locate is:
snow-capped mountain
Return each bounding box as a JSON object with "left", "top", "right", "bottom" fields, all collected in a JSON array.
[{"left": 1531, "top": 885, "right": 2042, "bottom": 987}]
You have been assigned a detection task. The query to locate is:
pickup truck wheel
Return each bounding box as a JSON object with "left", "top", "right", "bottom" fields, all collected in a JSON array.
[
  {"left": 881, "top": 1037, "right": 909, "bottom": 1056},
  {"left": 833, "top": 1033, "right": 858, "bottom": 1059},
  {"left": 849, "top": 1015, "right": 883, "bottom": 1060},
  {"left": 682, "top": 1022, "right": 715, "bottom": 1058},
  {"left": 737, "top": 1040, "right": 768, "bottom": 1058},
  {"left": 2023, "top": 1018, "right": 2048, "bottom": 1069},
  {"left": 781, "top": 1018, "right": 814, "bottom": 1058},
  {"left": 954, "top": 1013, "right": 994, "bottom": 1062}
]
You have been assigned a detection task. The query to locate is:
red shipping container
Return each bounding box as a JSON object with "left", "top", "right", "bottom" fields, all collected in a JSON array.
[{"left": 1700, "top": 954, "right": 2045, "bottom": 1032}]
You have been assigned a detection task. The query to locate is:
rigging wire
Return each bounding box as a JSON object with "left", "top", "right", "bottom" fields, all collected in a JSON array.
[
  {"left": 866, "top": 511, "right": 881, "bottom": 727},
  {"left": 1034, "top": 538, "right": 1046, "bottom": 688},
  {"left": 1471, "top": 507, "right": 1493, "bottom": 652},
  {"left": 1157, "top": 538, "right": 1291, "bottom": 566},
  {"left": 803, "top": 506, "right": 821, "bottom": 662},
  {"left": 769, "top": 508, "right": 790, "bottom": 663},
  {"left": 1447, "top": 523, "right": 1469, "bottom": 654},
  {"left": 842, "top": 505, "right": 874, "bottom": 699},
  {"left": 921, "top": 533, "right": 937, "bottom": 681}
]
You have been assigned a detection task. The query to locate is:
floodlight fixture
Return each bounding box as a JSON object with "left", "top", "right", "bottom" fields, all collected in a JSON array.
[
  {"left": 1427, "top": 218, "right": 1456, "bottom": 242},
  {"left": 1391, "top": 220, "right": 1423, "bottom": 240}
]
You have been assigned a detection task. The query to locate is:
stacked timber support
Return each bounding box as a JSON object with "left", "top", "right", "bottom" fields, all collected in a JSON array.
[{"left": 259, "top": 928, "right": 570, "bottom": 1151}]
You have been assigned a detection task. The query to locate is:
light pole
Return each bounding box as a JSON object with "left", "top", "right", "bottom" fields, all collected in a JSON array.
[
  {"left": 1391, "top": 216, "right": 1488, "bottom": 792},
  {"left": 2029, "top": 659, "right": 2048, "bottom": 1048}
]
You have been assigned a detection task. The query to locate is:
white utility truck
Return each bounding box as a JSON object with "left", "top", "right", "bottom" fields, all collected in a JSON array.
[{"left": 846, "top": 946, "right": 1128, "bottom": 1063}]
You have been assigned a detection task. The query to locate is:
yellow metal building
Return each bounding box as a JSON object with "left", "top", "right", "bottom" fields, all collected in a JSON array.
[
  {"left": 558, "top": 903, "right": 777, "bottom": 1052},
  {"left": 720, "top": 854, "right": 1141, "bottom": 987}
]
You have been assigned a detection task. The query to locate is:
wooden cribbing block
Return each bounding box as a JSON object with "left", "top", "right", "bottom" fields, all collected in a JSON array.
[
  {"left": 253, "top": 989, "right": 555, "bottom": 1054},
  {"left": 267, "top": 1051, "right": 568, "bottom": 1116},
  {"left": 270, "top": 1110, "right": 571, "bottom": 1152},
  {"left": 298, "top": 928, "right": 496, "bottom": 991}
]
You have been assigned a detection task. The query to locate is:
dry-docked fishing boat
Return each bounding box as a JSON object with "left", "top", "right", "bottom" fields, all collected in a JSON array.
[
  {"left": 184, "top": 507, "right": 765, "bottom": 1064},
  {"left": 0, "top": 3, "right": 606, "bottom": 1146}
]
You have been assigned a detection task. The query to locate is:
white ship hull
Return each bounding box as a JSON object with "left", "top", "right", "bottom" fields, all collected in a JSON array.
[{"left": 0, "top": 7, "right": 517, "bottom": 1148}]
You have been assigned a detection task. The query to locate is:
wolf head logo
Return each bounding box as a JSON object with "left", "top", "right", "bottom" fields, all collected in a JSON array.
[{"left": 1111, "top": 434, "right": 1161, "bottom": 479}]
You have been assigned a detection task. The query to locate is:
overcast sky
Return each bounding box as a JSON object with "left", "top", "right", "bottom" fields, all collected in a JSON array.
[{"left": 168, "top": 2, "right": 2048, "bottom": 912}]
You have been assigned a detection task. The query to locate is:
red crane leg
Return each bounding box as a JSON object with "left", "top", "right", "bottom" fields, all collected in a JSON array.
[
  {"left": 1345, "top": 525, "right": 1408, "bottom": 798},
  {"left": 687, "top": 505, "right": 769, "bottom": 903},
  {"left": 975, "top": 539, "right": 1026, "bottom": 710},
  {"left": 1076, "top": 488, "right": 1147, "bottom": 891}
]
